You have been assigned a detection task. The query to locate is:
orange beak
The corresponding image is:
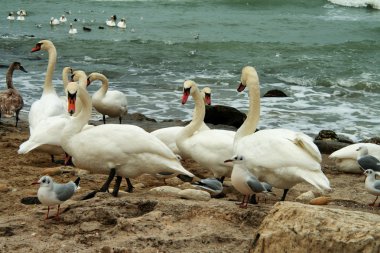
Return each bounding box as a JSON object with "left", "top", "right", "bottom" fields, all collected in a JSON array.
[
  {"left": 68, "top": 93, "right": 76, "bottom": 115},
  {"left": 182, "top": 89, "right": 190, "bottom": 105},
  {"left": 237, "top": 82, "right": 246, "bottom": 92},
  {"left": 204, "top": 94, "right": 211, "bottom": 105}
]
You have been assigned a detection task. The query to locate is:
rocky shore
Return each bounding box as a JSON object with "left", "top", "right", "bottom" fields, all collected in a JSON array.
[{"left": 0, "top": 111, "right": 379, "bottom": 253}]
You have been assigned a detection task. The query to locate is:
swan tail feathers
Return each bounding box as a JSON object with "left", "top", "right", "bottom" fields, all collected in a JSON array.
[
  {"left": 18, "top": 140, "right": 41, "bottom": 154},
  {"left": 301, "top": 170, "right": 331, "bottom": 192}
]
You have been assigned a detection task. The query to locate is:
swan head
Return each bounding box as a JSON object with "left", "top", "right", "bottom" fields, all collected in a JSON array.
[
  {"left": 201, "top": 87, "right": 211, "bottom": 105},
  {"left": 71, "top": 70, "right": 88, "bottom": 87},
  {"left": 224, "top": 155, "right": 245, "bottom": 164},
  {"left": 67, "top": 81, "right": 79, "bottom": 115},
  {"left": 13, "top": 62, "right": 28, "bottom": 73},
  {"left": 31, "top": 40, "right": 53, "bottom": 52},
  {"left": 182, "top": 80, "right": 198, "bottom": 104},
  {"left": 238, "top": 66, "right": 258, "bottom": 92},
  {"left": 356, "top": 145, "right": 369, "bottom": 157}
]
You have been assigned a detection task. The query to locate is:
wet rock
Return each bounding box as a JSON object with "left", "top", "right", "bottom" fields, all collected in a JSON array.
[
  {"left": 360, "top": 137, "right": 380, "bottom": 145},
  {"left": 263, "top": 89, "right": 288, "bottom": 97},
  {"left": 252, "top": 202, "right": 380, "bottom": 253},
  {"left": 204, "top": 105, "right": 246, "bottom": 128},
  {"left": 314, "top": 130, "right": 355, "bottom": 154},
  {"left": 149, "top": 186, "right": 181, "bottom": 196},
  {"left": 178, "top": 189, "right": 211, "bottom": 201}
]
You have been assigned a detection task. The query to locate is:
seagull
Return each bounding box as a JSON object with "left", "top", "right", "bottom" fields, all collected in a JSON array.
[
  {"left": 363, "top": 169, "right": 380, "bottom": 207},
  {"left": 33, "top": 176, "right": 80, "bottom": 219},
  {"left": 192, "top": 178, "right": 223, "bottom": 197},
  {"left": 69, "top": 23, "right": 78, "bottom": 34},
  {"left": 357, "top": 146, "right": 380, "bottom": 175},
  {"left": 225, "top": 156, "right": 273, "bottom": 208}
]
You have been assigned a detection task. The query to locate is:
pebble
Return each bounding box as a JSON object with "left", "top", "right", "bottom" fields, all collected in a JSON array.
[
  {"left": 178, "top": 189, "right": 211, "bottom": 201},
  {"left": 309, "top": 196, "right": 332, "bottom": 205},
  {"left": 149, "top": 186, "right": 181, "bottom": 196},
  {"left": 41, "top": 167, "right": 62, "bottom": 176},
  {"left": 296, "top": 191, "right": 315, "bottom": 203},
  {"left": 0, "top": 183, "right": 10, "bottom": 193},
  {"left": 80, "top": 221, "right": 102, "bottom": 232}
]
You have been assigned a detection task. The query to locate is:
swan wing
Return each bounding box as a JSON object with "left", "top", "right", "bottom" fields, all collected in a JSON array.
[
  {"left": 329, "top": 143, "right": 380, "bottom": 160},
  {"left": 19, "top": 115, "right": 70, "bottom": 154},
  {"left": 238, "top": 130, "right": 321, "bottom": 172}
]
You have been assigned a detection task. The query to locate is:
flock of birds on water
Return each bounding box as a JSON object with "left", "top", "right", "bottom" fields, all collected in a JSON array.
[
  {"left": 6, "top": 9, "right": 127, "bottom": 35},
  {"left": 0, "top": 39, "right": 380, "bottom": 220}
]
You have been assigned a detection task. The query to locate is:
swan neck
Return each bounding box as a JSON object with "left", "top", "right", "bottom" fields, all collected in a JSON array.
[
  {"left": 234, "top": 79, "right": 260, "bottom": 148},
  {"left": 94, "top": 74, "right": 109, "bottom": 95},
  {"left": 179, "top": 89, "right": 205, "bottom": 139},
  {"left": 61, "top": 85, "right": 92, "bottom": 149},
  {"left": 62, "top": 68, "right": 69, "bottom": 91},
  {"left": 43, "top": 45, "right": 57, "bottom": 95},
  {"left": 6, "top": 63, "right": 15, "bottom": 89}
]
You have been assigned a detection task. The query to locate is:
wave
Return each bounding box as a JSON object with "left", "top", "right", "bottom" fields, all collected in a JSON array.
[{"left": 327, "top": 0, "right": 380, "bottom": 9}]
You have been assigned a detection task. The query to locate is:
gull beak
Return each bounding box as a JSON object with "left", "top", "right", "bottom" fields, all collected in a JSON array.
[
  {"left": 224, "top": 159, "right": 233, "bottom": 163},
  {"left": 31, "top": 181, "right": 39, "bottom": 185}
]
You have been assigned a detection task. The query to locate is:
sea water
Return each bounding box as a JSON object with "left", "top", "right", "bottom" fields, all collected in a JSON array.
[{"left": 1, "top": 0, "right": 380, "bottom": 141}]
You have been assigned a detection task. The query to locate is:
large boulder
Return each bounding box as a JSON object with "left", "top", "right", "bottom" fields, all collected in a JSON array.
[
  {"left": 251, "top": 202, "right": 380, "bottom": 253},
  {"left": 204, "top": 105, "right": 246, "bottom": 128}
]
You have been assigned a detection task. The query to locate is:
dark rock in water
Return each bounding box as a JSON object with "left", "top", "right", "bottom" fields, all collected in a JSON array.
[
  {"left": 315, "top": 130, "right": 338, "bottom": 141},
  {"left": 127, "top": 113, "right": 156, "bottom": 122},
  {"left": 99, "top": 26, "right": 105, "bottom": 29},
  {"left": 204, "top": 105, "right": 246, "bottom": 128},
  {"left": 20, "top": 196, "right": 41, "bottom": 205},
  {"left": 314, "top": 140, "right": 349, "bottom": 154},
  {"left": 83, "top": 26, "right": 92, "bottom": 32},
  {"left": 263, "top": 89, "right": 288, "bottom": 97},
  {"left": 360, "top": 137, "right": 380, "bottom": 145},
  {"left": 314, "top": 130, "right": 354, "bottom": 154}
]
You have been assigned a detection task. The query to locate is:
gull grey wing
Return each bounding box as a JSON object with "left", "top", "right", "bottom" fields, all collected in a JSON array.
[
  {"left": 358, "top": 155, "right": 380, "bottom": 171},
  {"left": 247, "top": 177, "right": 267, "bottom": 193},
  {"left": 54, "top": 182, "right": 76, "bottom": 202},
  {"left": 373, "top": 180, "right": 380, "bottom": 191}
]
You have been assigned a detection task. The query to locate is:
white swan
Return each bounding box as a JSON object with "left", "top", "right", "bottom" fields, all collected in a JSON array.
[
  {"left": 151, "top": 87, "right": 211, "bottom": 156},
  {"left": 0, "top": 62, "right": 27, "bottom": 127},
  {"left": 7, "top": 12, "right": 15, "bottom": 21},
  {"left": 18, "top": 75, "right": 92, "bottom": 161},
  {"left": 229, "top": 66, "right": 330, "bottom": 201},
  {"left": 59, "top": 15, "right": 67, "bottom": 23},
  {"left": 106, "top": 15, "right": 116, "bottom": 27},
  {"left": 176, "top": 80, "right": 236, "bottom": 182},
  {"left": 117, "top": 18, "right": 126, "bottom": 29},
  {"left": 29, "top": 40, "right": 66, "bottom": 135},
  {"left": 87, "top": 72, "right": 128, "bottom": 124},
  {"left": 61, "top": 81, "right": 194, "bottom": 197},
  {"left": 16, "top": 15, "right": 25, "bottom": 21},
  {"left": 329, "top": 143, "right": 380, "bottom": 174},
  {"left": 50, "top": 17, "right": 60, "bottom": 25},
  {"left": 68, "top": 23, "right": 77, "bottom": 34}
]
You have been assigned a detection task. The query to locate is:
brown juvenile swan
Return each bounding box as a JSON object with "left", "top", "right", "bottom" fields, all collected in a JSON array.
[{"left": 0, "top": 62, "right": 27, "bottom": 126}]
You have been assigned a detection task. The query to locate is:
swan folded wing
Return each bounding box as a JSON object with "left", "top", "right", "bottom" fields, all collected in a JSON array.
[
  {"left": 238, "top": 134, "right": 321, "bottom": 172},
  {"left": 0, "top": 90, "right": 23, "bottom": 117},
  {"left": 293, "top": 132, "right": 322, "bottom": 163},
  {"left": 330, "top": 143, "right": 380, "bottom": 160},
  {"left": 19, "top": 116, "right": 70, "bottom": 154},
  {"left": 75, "top": 125, "right": 178, "bottom": 160},
  {"left": 29, "top": 94, "right": 66, "bottom": 133},
  {"left": 183, "top": 129, "right": 235, "bottom": 165}
]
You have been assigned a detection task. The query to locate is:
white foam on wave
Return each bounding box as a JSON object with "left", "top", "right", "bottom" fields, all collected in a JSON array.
[{"left": 327, "top": 0, "right": 380, "bottom": 9}]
